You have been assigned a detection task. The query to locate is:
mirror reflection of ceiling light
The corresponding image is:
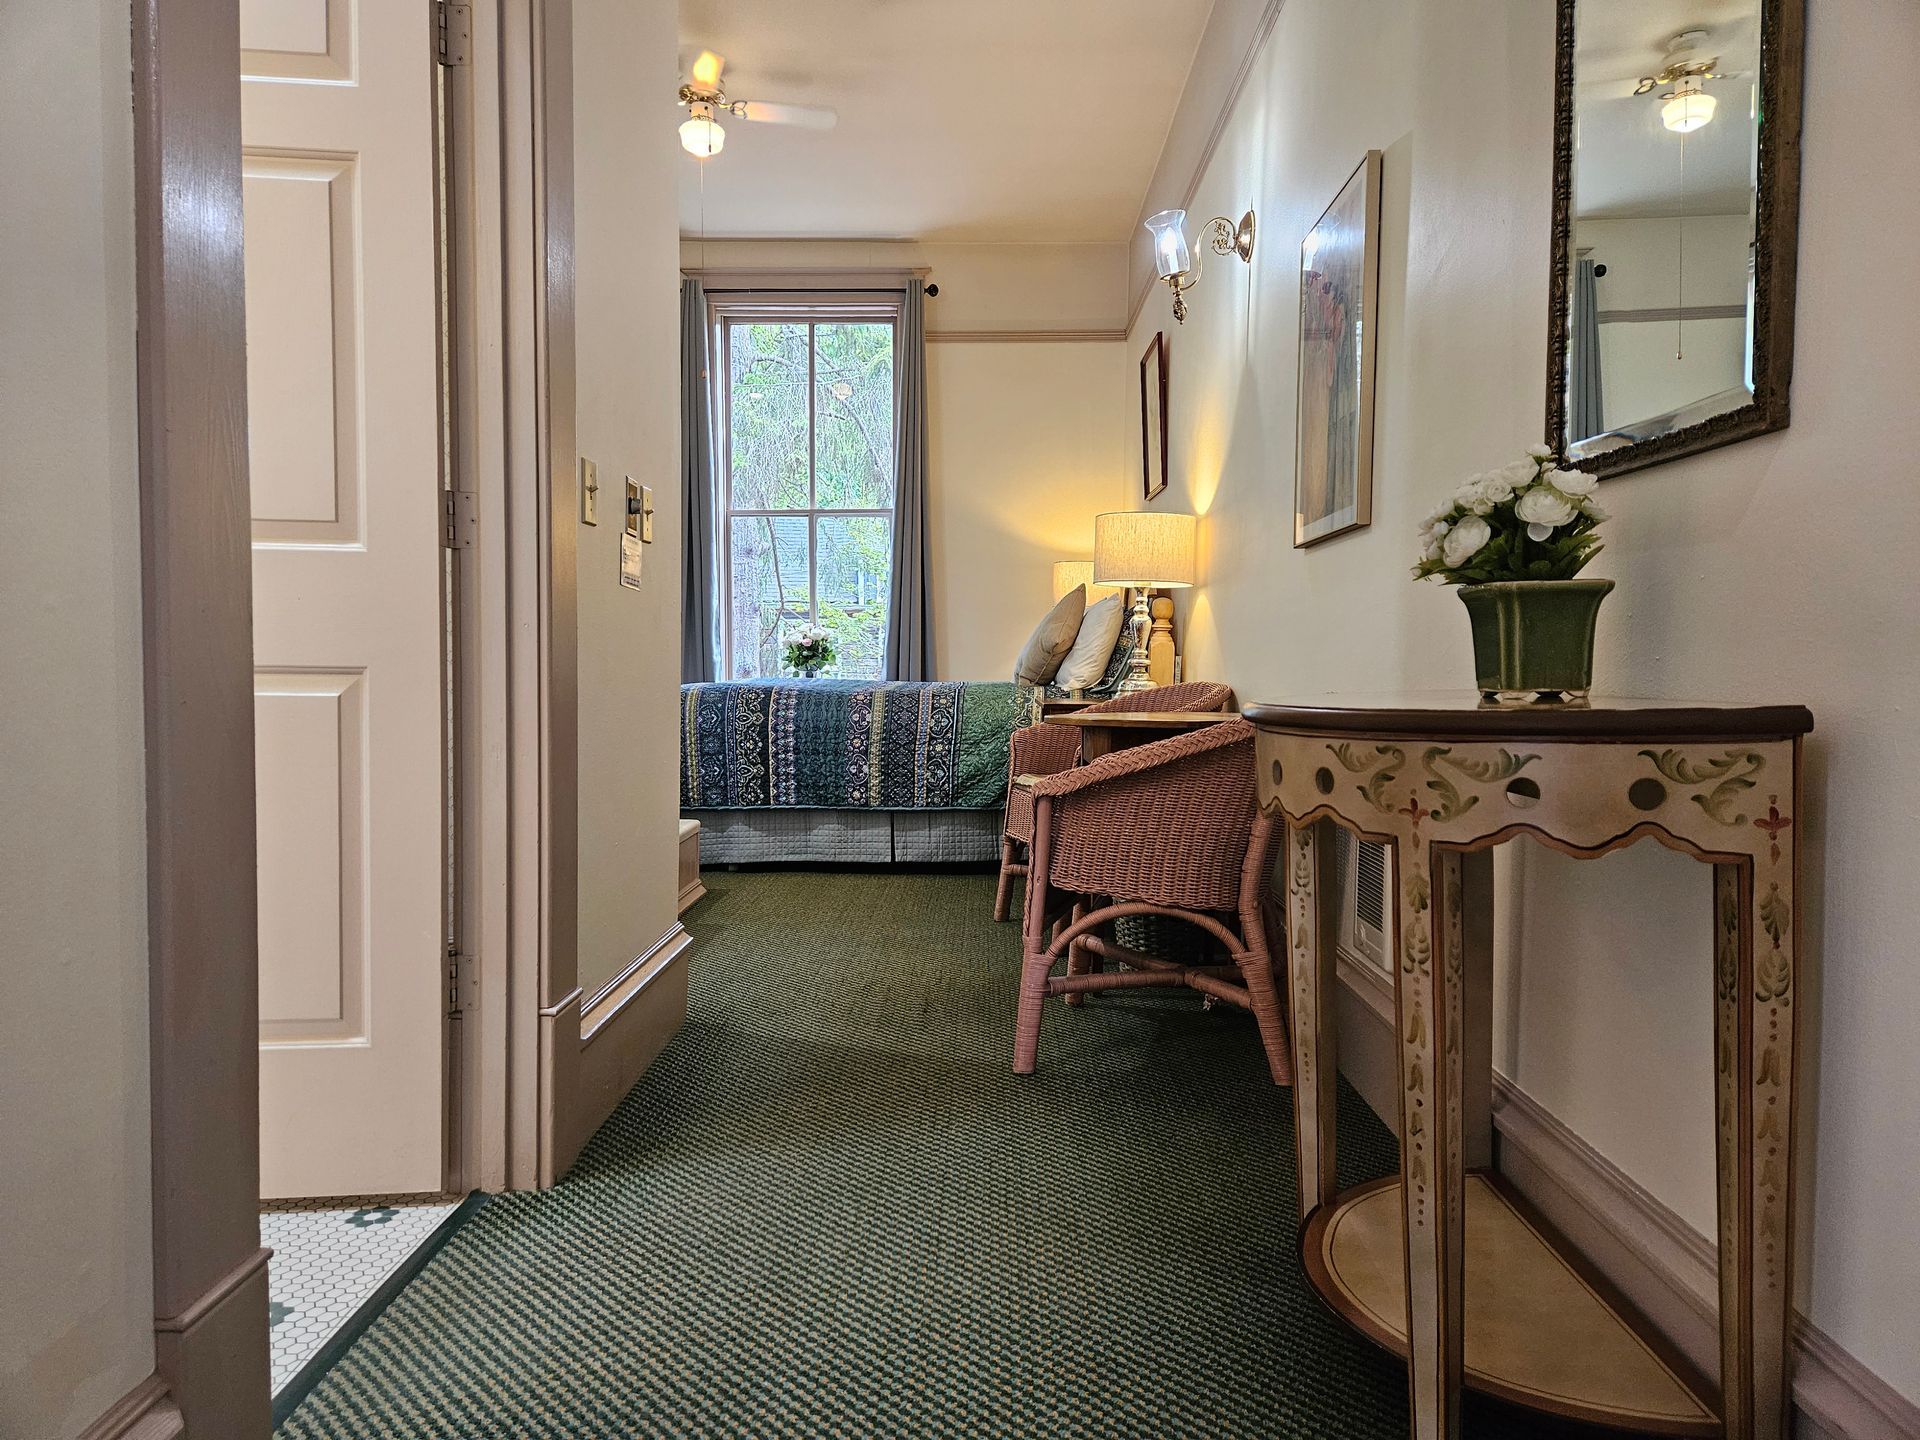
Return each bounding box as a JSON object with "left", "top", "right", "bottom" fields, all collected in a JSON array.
[{"left": 1662, "top": 77, "right": 1717, "bottom": 134}]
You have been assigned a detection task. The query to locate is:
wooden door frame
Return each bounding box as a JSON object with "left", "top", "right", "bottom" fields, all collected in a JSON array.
[
  {"left": 448, "top": 0, "right": 582, "bottom": 1194},
  {"left": 132, "top": 0, "right": 574, "bottom": 1429}
]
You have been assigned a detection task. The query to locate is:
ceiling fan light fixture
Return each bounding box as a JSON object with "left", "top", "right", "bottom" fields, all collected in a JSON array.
[
  {"left": 1661, "top": 78, "right": 1716, "bottom": 133},
  {"left": 680, "top": 101, "right": 725, "bottom": 157}
]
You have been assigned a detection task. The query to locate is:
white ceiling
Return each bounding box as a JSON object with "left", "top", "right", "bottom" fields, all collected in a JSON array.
[
  {"left": 676, "top": 0, "right": 1216, "bottom": 243},
  {"left": 1572, "top": 0, "right": 1759, "bottom": 218}
]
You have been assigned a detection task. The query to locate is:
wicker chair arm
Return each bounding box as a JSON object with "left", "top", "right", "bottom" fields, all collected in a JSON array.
[
  {"left": 1008, "top": 721, "right": 1084, "bottom": 779},
  {"left": 1028, "top": 717, "right": 1255, "bottom": 800},
  {"left": 1085, "top": 682, "right": 1234, "bottom": 716}
]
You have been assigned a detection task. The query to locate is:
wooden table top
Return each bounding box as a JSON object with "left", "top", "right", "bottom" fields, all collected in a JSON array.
[
  {"left": 1044, "top": 709, "right": 1238, "bottom": 729},
  {"left": 1243, "top": 692, "right": 1813, "bottom": 741}
]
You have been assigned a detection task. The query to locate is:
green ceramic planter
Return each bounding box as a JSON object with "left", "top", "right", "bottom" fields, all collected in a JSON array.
[{"left": 1456, "top": 579, "right": 1613, "bottom": 704}]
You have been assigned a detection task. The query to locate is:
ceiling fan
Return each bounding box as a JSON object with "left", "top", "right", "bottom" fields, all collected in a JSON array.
[{"left": 677, "top": 49, "right": 837, "bottom": 158}]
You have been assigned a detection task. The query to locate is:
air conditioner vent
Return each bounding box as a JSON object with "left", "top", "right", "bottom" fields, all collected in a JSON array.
[{"left": 1334, "top": 828, "right": 1390, "bottom": 972}]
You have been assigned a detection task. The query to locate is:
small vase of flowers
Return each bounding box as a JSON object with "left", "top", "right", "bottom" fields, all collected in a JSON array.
[
  {"left": 783, "top": 624, "right": 835, "bottom": 679},
  {"left": 1414, "top": 446, "right": 1612, "bottom": 705}
]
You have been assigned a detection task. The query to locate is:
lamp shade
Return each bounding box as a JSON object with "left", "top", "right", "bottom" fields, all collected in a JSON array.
[
  {"left": 1143, "top": 209, "right": 1191, "bottom": 280},
  {"left": 1093, "top": 511, "right": 1197, "bottom": 589},
  {"left": 1051, "top": 560, "right": 1125, "bottom": 605}
]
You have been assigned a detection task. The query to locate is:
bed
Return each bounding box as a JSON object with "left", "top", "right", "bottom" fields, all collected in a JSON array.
[{"left": 680, "top": 678, "right": 1038, "bottom": 864}]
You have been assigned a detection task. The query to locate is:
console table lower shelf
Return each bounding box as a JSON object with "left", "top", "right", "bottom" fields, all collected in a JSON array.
[{"left": 1302, "top": 1173, "right": 1720, "bottom": 1436}]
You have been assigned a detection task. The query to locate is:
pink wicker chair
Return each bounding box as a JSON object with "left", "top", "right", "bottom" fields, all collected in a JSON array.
[
  {"left": 1010, "top": 717, "right": 1292, "bottom": 1086},
  {"left": 992, "top": 682, "right": 1234, "bottom": 923}
]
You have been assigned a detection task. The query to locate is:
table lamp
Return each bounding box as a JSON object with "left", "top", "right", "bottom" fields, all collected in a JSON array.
[
  {"left": 1093, "top": 511, "right": 1197, "bottom": 693},
  {"left": 1050, "top": 560, "right": 1124, "bottom": 606}
]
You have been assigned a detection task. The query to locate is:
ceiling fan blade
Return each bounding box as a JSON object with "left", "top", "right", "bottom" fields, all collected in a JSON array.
[
  {"left": 689, "top": 49, "right": 726, "bottom": 90},
  {"left": 734, "top": 100, "right": 838, "bottom": 131}
]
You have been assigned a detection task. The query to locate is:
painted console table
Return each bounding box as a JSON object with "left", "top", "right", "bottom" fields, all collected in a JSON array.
[{"left": 1245, "top": 695, "right": 1813, "bottom": 1440}]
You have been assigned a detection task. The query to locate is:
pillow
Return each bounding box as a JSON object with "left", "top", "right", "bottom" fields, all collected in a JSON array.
[
  {"left": 1052, "top": 593, "right": 1125, "bottom": 692},
  {"left": 1012, "top": 587, "right": 1086, "bottom": 685}
]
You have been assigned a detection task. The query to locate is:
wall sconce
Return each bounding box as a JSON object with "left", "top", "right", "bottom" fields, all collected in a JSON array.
[{"left": 1143, "top": 208, "right": 1256, "bottom": 324}]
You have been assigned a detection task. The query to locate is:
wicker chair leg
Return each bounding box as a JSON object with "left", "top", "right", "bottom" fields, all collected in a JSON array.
[
  {"left": 1013, "top": 940, "right": 1054, "bottom": 1074},
  {"left": 992, "top": 837, "right": 1018, "bottom": 922},
  {"left": 1235, "top": 945, "right": 1294, "bottom": 1086},
  {"left": 1063, "top": 900, "right": 1090, "bottom": 1008}
]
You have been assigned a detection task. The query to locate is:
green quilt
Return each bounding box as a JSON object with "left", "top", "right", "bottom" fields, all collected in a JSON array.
[{"left": 681, "top": 679, "right": 1035, "bottom": 810}]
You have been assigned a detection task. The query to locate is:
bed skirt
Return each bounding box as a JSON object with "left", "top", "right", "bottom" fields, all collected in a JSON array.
[{"left": 684, "top": 808, "right": 1002, "bottom": 866}]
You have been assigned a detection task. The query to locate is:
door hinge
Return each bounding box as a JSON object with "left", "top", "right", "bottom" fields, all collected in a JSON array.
[
  {"left": 447, "top": 947, "right": 477, "bottom": 1016},
  {"left": 437, "top": 1, "right": 472, "bottom": 66},
  {"left": 443, "top": 489, "right": 477, "bottom": 549}
]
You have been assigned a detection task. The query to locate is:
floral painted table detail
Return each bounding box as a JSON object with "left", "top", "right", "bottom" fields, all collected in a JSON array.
[{"left": 1246, "top": 694, "right": 1813, "bottom": 1440}]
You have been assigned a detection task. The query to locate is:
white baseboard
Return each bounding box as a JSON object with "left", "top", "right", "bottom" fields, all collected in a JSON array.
[
  {"left": 77, "top": 1375, "right": 184, "bottom": 1440},
  {"left": 1334, "top": 973, "right": 1920, "bottom": 1440}
]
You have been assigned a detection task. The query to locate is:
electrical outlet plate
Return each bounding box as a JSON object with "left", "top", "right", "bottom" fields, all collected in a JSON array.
[{"left": 580, "top": 456, "right": 599, "bottom": 525}]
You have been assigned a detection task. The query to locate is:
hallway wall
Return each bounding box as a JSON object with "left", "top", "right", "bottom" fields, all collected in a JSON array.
[
  {"left": 0, "top": 2, "right": 157, "bottom": 1435},
  {"left": 1130, "top": 0, "right": 1920, "bottom": 1406},
  {"left": 571, "top": 0, "right": 689, "bottom": 1025}
]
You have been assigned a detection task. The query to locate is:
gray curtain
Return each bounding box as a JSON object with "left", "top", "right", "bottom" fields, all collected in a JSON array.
[
  {"left": 1569, "top": 258, "right": 1604, "bottom": 442},
  {"left": 885, "top": 279, "right": 933, "bottom": 680},
  {"left": 680, "top": 277, "right": 718, "bottom": 683}
]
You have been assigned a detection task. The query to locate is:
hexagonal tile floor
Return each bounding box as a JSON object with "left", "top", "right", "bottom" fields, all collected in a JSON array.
[{"left": 263, "top": 1198, "right": 461, "bottom": 1397}]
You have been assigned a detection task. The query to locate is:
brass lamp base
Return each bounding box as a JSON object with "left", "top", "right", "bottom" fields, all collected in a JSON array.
[{"left": 1116, "top": 588, "right": 1157, "bottom": 693}]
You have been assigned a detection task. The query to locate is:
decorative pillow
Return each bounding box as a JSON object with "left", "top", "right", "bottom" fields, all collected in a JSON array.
[
  {"left": 1047, "top": 625, "right": 1135, "bottom": 699},
  {"left": 1012, "top": 587, "right": 1086, "bottom": 685},
  {"left": 1052, "top": 594, "right": 1125, "bottom": 693}
]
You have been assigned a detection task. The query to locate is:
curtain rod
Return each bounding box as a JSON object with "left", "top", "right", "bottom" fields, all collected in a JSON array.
[{"left": 681, "top": 265, "right": 932, "bottom": 279}]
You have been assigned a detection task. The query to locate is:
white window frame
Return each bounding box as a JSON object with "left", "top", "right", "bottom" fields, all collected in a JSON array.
[{"left": 708, "top": 293, "right": 900, "bottom": 680}]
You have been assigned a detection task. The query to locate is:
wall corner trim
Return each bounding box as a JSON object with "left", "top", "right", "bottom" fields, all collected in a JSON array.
[
  {"left": 1492, "top": 1074, "right": 1920, "bottom": 1440},
  {"left": 76, "top": 1376, "right": 185, "bottom": 1440},
  {"left": 1337, "top": 972, "right": 1919, "bottom": 1440},
  {"left": 581, "top": 923, "right": 692, "bottom": 1044}
]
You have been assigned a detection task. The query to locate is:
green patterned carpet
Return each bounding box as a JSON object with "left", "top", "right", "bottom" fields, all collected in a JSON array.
[{"left": 278, "top": 870, "right": 1614, "bottom": 1438}]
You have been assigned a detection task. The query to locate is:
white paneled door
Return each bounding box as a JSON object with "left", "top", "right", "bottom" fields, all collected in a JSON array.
[{"left": 243, "top": 0, "right": 446, "bottom": 1198}]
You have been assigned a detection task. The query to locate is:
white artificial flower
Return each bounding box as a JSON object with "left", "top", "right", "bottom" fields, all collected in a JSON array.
[
  {"left": 1579, "top": 497, "right": 1610, "bottom": 523},
  {"left": 1499, "top": 459, "right": 1539, "bottom": 491},
  {"left": 1466, "top": 494, "right": 1495, "bottom": 516},
  {"left": 1548, "top": 466, "right": 1598, "bottom": 497},
  {"left": 1442, "top": 514, "right": 1492, "bottom": 569},
  {"left": 1514, "top": 484, "right": 1576, "bottom": 530},
  {"left": 1525, "top": 443, "right": 1555, "bottom": 461},
  {"left": 1421, "top": 535, "right": 1444, "bottom": 562}
]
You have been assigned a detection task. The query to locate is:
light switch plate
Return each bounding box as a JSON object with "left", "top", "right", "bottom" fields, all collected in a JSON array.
[
  {"left": 641, "top": 484, "right": 654, "bottom": 543},
  {"left": 580, "top": 457, "right": 599, "bottom": 525}
]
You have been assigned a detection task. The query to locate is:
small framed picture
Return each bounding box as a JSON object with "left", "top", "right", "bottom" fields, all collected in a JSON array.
[
  {"left": 1295, "top": 150, "right": 1383, "bottom": 547},
  {"left": 1140, "top": 330, "right": 1168, "bottom": 502}
]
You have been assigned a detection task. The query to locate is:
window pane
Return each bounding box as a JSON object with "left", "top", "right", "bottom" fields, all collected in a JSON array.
[
  {"left": 813, "top": 323, "right": 894, "bottom": 509},
  {"left": 728, "top": 322, "right": 809, "bottom": 509},
  {"left": 816, "top": 515, "right": 891, "bottom": 679},
  {"left": 728, "top": 515, "right": 810, "bottom": 678}
]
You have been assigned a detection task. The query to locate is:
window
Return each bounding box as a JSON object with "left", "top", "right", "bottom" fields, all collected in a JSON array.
[{"left": 717, "top": 308, "right": 896, "bottom": 679}]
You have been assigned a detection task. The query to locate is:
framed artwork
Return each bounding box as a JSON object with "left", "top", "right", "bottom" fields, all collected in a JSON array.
[
  {"left": 1140, "top": 330, "right": 1168, "bottom": 501},
  {"left": 1294, "top": 150, "right": 1383, "bottom": 546}
]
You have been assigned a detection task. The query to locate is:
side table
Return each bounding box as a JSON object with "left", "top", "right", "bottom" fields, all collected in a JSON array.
[{"left": 1245, "top": 694, "right": 1813, "bottom": 1440}]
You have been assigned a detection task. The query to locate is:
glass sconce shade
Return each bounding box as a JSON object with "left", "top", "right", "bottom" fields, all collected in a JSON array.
[{"left": 1144, "top": 209, "right": 1192, "bottom": 279}]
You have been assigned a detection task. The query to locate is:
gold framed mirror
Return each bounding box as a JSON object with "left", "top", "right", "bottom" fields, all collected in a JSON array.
[{"left": 1546, "top": 0, "right": 1804, "bottom": 477}]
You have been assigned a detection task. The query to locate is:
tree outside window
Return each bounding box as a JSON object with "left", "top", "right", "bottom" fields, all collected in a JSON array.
[{"left": 722, "top": 315, "right": 894, "bottom": 679}]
